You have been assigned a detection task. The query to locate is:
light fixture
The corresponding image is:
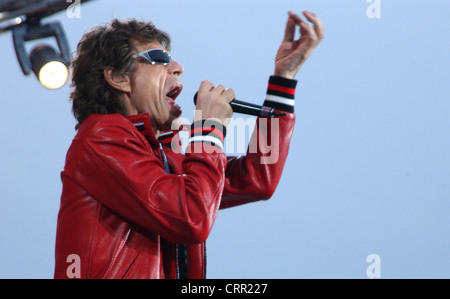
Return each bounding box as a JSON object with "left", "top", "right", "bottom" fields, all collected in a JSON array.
[
  {"left": 30, "top": 44, "right": 69, "bottom": 89},
  {"left": 1, "top": 0, "right": 95, "bottom": 89},
  {"left": 12, "top": 20, "right": 71, "bottom": 89}
]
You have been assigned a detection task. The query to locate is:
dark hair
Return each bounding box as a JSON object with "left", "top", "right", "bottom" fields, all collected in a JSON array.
[{"left": 70, "top": 19, "right": 171, "bottom": 129}]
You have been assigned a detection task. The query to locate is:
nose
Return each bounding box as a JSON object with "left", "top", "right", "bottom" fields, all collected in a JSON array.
[{"left": 168, "top": 59, "right": 184, "bottom": 76}]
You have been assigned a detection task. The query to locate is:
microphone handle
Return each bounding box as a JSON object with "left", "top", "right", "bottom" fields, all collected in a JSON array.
[
  {"left": 229, "top": 100, "right": 271, "bottom": 117},
  {"left": 231, "top": 99, "right": 262, "bottom": 109},
  {"left": 193, "top": 92, "right": 283, "bottom": 118}
]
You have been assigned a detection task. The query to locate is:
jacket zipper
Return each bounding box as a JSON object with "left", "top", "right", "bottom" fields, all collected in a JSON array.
[{"left": 159, "top": 144, "right": 188, "bottom": 279}]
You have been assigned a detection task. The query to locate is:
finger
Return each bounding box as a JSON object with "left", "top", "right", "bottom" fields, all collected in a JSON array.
[
  {"left": 299, "top": 21, "right": 318, "bottom": 43},
  {"left": 303, "top": 11, "right": 325, "bottom": 40},
  {"left": 283, "top": 13, "right": 296, "bottom": 42},
  {"left": 222, "top": 88, "right": 235, "bottom": 103},
  {"left": 199, "top": 80, "right": 214, "bottom": 93},
  {"left": 287, "top": 11, "right": 307, "bottom": 27},
  {"left": 212, "top": 84, "right": 226, "bottom": 96},
  {"left": 196, "top": 80, "right": 215, "bottom": 105},
  {"left": 288, "top": 11, "right": 319, "bottom": 41}
]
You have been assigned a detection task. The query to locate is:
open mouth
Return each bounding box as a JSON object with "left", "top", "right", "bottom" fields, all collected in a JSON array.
[
  {"left": 166, "top": 85, "right": 183, "bottom": 101},
  {"left": 165, "top": 84, "right": 183, "bottom": 114}
]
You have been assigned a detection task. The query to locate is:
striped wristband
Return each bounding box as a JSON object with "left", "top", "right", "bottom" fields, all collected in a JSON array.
[
  {"left": 187, "top": 120, "right": 227, "bottom": 151},
  {"left": 263, "top": 76, "right": 297, "bottom": 113}
]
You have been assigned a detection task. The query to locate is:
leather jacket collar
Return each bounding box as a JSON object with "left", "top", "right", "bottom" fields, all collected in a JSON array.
[{"left": 126, "top": 113, "right": 183, "bottom": 152}]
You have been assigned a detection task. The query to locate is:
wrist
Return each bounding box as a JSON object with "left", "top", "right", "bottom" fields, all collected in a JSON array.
[
  {"left": 186, "top": 119, "right": 227, "bottom": 153},
  {"left": 263, "top": 76, "right": 298, "bottom": 113},
  {"left": 273, "top": 72, "right": 295, "bottom": 80}
]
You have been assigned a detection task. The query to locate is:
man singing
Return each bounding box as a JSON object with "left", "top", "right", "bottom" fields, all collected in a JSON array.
[{"left": 54, "top": 10, "right": 324, "bottom": 279}]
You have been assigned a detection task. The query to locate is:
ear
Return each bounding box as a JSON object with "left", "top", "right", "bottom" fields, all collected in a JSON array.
[{"left": 103, "top": 68, "right": 132, "bottom": 93}]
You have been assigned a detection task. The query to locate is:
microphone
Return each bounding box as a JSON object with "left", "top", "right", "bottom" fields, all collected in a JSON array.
[{"left": 193, "top": 92, "right": 285, "bottom": 118}]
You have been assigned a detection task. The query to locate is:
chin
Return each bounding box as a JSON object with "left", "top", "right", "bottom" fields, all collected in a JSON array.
[
  {"left": 169, "top": 116, "right": 182, "bottom": 131},
  {"left": 159, "top": 113, "right": 182, "bottom": 132}
]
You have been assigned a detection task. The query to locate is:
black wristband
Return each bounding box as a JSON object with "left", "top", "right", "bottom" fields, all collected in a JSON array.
[{"left": 263, "top": 76, "right": 298, "bottom": 113}]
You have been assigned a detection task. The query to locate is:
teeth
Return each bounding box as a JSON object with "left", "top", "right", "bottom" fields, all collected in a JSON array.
[
  {"left": 167, "top": 87, "right": 178, "bottom": 98},
  {"left": 167, "top": 86, "right": 181, "bottom": 99}
]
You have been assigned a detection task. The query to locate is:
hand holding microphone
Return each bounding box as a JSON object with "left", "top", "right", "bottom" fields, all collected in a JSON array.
[
  {"left": 194, "top": 86, "right": 285, "bottom": 119},
  {"left": 193, "top": 81, "right": 235, "bottom": 126}
]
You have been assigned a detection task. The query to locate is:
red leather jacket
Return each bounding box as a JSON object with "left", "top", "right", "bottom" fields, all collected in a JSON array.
[{"left": 54, "top": 76, "right": 297, "bottom": 279}]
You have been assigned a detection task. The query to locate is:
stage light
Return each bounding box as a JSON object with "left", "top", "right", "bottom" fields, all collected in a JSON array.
[
  {"left": 30, "top": 44, "right": 69, "bottom": 89},
  {"left": 1, "top": 0, "right": 94, "bottom": 89},
  {"left": 12, "top": 21, "right": 71, "bottom": 89}
]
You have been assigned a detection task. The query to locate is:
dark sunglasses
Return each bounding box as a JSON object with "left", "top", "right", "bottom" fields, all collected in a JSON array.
[{"left": 132, "top": 49, "right": 171, "bottom": 65}]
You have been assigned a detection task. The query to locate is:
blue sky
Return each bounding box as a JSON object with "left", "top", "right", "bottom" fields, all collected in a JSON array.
[{"left": 0, "top": 0, "right": 449, "bottom": 278}]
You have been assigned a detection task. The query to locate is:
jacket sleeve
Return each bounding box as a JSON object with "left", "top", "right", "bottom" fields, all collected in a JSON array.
[
  {"left": 63, "top": 115, "right": 227, "bottom": 244},
  {"left": 220, "top": 76, "right": 297, "bottom": 209}
]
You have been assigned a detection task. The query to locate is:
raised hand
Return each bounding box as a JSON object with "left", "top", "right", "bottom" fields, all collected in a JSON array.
[{"left": 274, "top": 11, "right": 325, "bottom": 79}]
